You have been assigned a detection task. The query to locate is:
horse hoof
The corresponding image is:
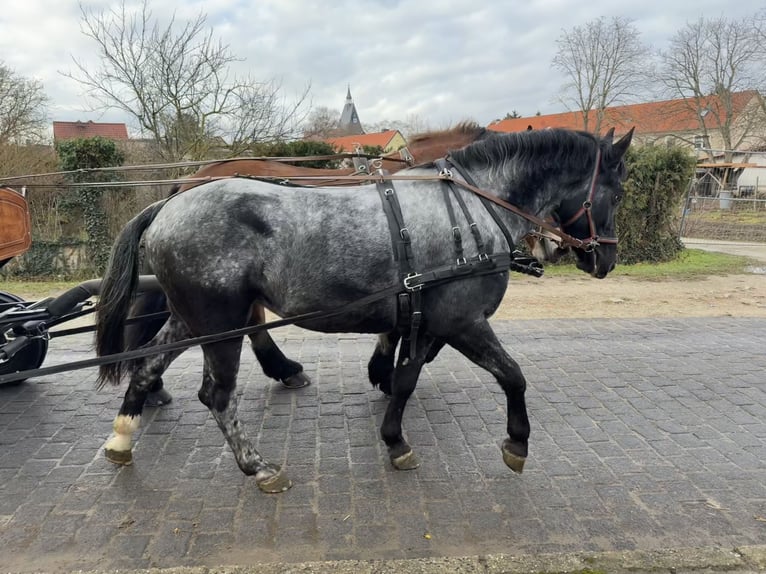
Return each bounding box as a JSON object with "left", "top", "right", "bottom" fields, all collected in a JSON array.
[
  {"left": 501, "top": 441, "right": 526, "bottom": 474},
  {"left": 256, "top": 467, "right": 292, "bottom": 493},
  {"left": 145, "top": 388, "right": 173, "bottom": 407},
  {"left": 281, "top": 372, "right": 311, "bottom": 389},
  {"left": 105, "top": 448, "right": 133, "bottom": 466},
  {"left": 391, "top": 449, "right": 419, "bottom": 470}
]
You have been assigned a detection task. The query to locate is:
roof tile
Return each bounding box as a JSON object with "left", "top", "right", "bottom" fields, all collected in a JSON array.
[
  {"left": 53, "top": 121, "right": 129, "bottom": 141},
  {"left": 326, "top": 130, "right": 400, "bottom": 152},
  {"left": 488, "top": 91, "right": 758, "bottom": 135}
]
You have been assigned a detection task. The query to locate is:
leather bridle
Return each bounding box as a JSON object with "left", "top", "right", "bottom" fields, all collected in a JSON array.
[{"left": 557, "top": 147, "right": 618, "bottom": 251}]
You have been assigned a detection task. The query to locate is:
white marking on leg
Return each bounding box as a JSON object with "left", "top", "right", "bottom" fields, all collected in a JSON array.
[{"left": 104, "top": 414, "right": 141, "bottom": 453}]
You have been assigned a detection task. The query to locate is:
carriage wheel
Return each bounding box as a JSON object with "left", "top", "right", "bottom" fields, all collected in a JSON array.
[{"left": 0, "top": 292, "right": 48, "bottom": 386}]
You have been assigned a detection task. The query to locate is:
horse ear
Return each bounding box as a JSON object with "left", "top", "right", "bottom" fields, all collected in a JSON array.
[
  {"left": 610, "top": 127, "right": 634, "bottom": 163},
  {"left": 603, "top": 127, "right": 615, "bottom": 144}
]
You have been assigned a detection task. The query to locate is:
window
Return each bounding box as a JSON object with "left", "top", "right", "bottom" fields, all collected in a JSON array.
[{"left": 693, "top": 135, "right": 709, "bottom": 149}]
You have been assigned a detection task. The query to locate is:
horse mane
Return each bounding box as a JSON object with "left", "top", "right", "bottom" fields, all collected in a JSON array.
[
  {"left": 450, "top": 128, "right": 599, "bottom": 177},
  {"left": 408, "top": 121, "right": 487, "bottom": 144}
]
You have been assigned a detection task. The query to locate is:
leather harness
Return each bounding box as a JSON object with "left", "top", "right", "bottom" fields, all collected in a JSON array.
[{"left": 375, "top": 156, "right": 544, "bottom": 360}]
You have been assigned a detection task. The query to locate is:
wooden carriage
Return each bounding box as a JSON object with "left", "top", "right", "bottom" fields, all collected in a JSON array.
[{"left": 0, "top": 186, "right": 32, "bottom": 266}]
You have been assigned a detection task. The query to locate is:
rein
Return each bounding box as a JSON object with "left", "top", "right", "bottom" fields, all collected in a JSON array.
[{"left": 0, "top": 151, "right": 411, "bottom": 185}]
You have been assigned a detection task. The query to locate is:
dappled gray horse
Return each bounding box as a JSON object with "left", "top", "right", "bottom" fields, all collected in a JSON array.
[{"left": 95, "top": 127, "right": 633, "bottom": 492}]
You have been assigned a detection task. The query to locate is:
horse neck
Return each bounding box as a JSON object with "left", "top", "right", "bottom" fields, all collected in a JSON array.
[{"left": 460, "top": 160, "right": 568, "bottom": 225}]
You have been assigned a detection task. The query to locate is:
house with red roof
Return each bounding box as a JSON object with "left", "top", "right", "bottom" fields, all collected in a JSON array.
[
  {"left": 325, "top": 129, "right": 407, "bottom": 154},
  {"left": 52, "top": 120, "right": 129, "bottom": 142},
  {"left": 489, "top": 91, "right": 766, "bottom": 196},
  {"left": 488, "top": 91, "right": 766, "bottom": 161}
]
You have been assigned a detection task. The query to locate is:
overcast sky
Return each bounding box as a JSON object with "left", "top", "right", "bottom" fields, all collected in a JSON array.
[{"left": 1, "top": 1, "right": 763, "bottom": 136}]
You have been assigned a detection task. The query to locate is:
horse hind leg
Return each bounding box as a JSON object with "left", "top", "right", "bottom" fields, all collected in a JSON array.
[
  {"left": 443, "top": 319, "right": 530, "bottom": 474},
  {"left": 104, "top": 314, "right": 189, "bottom": 466},
  {"left": 124, "top": 291, "right": 174, "bottom": 406},
  {"left": 369, "top": 333, "right": 443, "bottom": 395},
  {"left": 248, "top": 305, "right": 310, "bottom": 389},
  {"left": 200, "top": 338, "right": 291, "bottom": 493}
]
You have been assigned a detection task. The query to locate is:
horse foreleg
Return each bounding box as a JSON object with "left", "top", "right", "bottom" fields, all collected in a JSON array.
[
  {"left": 444, "top": 319, "right": 530, "bottom": 474},
  {"left": 199, "top": 339, "right": 291, "bottom": 493},
  {"left": 380, "top": 333, "right": 435, "bottom": 470},
  {"left": 249, "top": 305, "right": 310, "bottom": 389},
  {"left": 368, "top": 331, "right": 401, "bottom": 394},
  {"left": 104, "top": 315, "right": 189, "bottom": 466}
]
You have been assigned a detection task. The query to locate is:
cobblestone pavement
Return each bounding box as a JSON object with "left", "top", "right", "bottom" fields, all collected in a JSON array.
[{"left": 1, "top": 317, "right": 765, "bottom": 573}]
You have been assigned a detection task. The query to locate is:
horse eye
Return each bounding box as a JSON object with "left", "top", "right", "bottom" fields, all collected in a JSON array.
[{"left": 613, "top": 193, "right": 623, "bottom": 205}]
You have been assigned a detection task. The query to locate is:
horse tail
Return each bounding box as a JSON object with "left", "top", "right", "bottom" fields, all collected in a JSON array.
[{"left": 96, "top": 200, "right": 167, "bottom": 387}]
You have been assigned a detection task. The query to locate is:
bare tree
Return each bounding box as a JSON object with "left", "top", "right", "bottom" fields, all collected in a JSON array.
[
  {"left": 0, "top": 62, "right": 48, "bottom": 144},
  {"left": 553, "top": 17, "right": 650, "bottom": 133},
  {"left": 657, "top": 16, "right": 764, "bottom": 163},
  {"left": 301, "top": 106, "right": 340, "bottom": 139},
  {"left": 364, "top": 115, "right": 431, "bottom": 138},
  {"left": 65, "top": 0, "right": 309, "bottom": 161}
]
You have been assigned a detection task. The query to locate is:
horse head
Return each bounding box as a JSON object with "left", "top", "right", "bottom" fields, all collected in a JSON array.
[{"left": 553, "top": 128, "right": 633, "bottom": 278}]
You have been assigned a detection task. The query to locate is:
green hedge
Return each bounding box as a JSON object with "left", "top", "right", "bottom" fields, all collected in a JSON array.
[
  {"left": 616, "top": 145, "right": 696, "bottom": 264},
  {"left": 0, "top": 240, "right": 89, "bottom": 279}
]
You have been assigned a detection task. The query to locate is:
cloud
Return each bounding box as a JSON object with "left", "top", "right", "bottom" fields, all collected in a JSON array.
[{"left": 0, "top": 0, "right": 761, "bottom": 135}]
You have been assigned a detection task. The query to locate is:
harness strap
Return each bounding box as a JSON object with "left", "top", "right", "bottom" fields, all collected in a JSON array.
[
  {"left": 376, "top": 176, "right": 413, "bottom": 267},
  {"left": 440, "top": 181, "right": 465, "bottom": 263},
  {"left": 449, "top": 181, "right": 488, "bottom": 257},
  {"left": 352, "top": 155, "right": 371, "bottom": 174},
  {"left": 375, "top": 175, "right": 421, "bottom": 360},
  {"left": 439, "top": 157, "right": 517, "bottom": 255},
  {"left": 403, "top": 252, "right": 510, "bottom": 291}
]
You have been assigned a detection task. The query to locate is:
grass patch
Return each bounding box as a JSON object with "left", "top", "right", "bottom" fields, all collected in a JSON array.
[
  {"left": 692, "top": 210, "right": 766, "bottom": 225},
  {"left": 524, "top": 248, "right": 756, "bottom": 280},
  {"left": 1, "top": 279, "right": 84, "bottom": 299},
  {"left": 1, "top": 249, "right": 758, "bottom": 300}
]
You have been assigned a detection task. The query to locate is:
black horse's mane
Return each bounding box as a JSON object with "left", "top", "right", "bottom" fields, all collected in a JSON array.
[{"left": 450, "top": 128, "right": 600, "bottom": 177}]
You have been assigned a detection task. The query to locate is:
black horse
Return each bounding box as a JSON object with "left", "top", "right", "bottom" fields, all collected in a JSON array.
[{"left": 96, "top": 127, "right": 632, "bottom": 492}]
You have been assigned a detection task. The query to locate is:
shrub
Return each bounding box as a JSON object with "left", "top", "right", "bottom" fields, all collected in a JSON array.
[{"left": 616, "top": 145, "right": 696, "bottom": 264}]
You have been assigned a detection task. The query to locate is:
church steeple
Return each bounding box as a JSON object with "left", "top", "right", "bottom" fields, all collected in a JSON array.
[{"left": 338, "top": 85, "right": 364, "bottom": 135}]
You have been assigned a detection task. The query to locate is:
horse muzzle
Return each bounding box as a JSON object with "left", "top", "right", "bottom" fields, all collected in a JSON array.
[{"left": 574, "top": 246, "right": 616, "bottom": 279}]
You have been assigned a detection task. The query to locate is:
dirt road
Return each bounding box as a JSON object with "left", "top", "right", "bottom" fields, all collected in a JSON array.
[{"left": 496, "top": 272, "right": 765, "bottom": 319}]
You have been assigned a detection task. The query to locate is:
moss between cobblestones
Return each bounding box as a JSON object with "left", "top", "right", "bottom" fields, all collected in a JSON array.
[{"left": 72, "top": 545, "right": 766, "bottom": 574}]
